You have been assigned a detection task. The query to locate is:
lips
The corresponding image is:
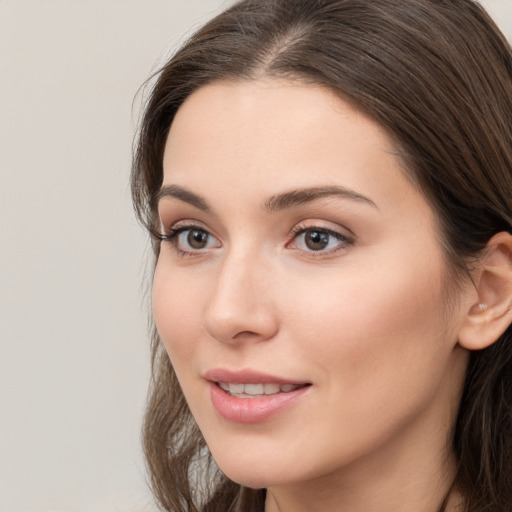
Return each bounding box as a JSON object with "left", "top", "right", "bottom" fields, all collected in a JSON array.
[
  {"left": 205, "top": 369, "right": 311, "bottom": 423},
  {"left": 217, "top": 382, "right": 305, "bottom": 397},
  {"left": 204, "top": 368, "right": 309, "bottom": 385}
]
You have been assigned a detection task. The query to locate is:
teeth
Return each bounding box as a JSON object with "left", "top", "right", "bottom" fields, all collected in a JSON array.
[
  {"left": 245, "top": 383, "right": 264, "bottom": 395},
  {"left": 218, "top": 382, "right": 230, "bottom": 392},
  {"left": 218, "top": 382, "right": 303, "bottom": 397},
  {"left": 230, "top": 383, "right": 245, "bottom": 394},
  {"left": 264, "top": 383, "right": 280, "bottom": 394}
]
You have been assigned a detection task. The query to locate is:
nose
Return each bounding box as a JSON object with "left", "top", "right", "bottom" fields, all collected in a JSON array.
[{"left": 203, "top": 252, "right": 279, "bottom": 345}]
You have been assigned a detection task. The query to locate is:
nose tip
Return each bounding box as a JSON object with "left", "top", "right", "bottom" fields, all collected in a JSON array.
[
  {"left": 203, "top": 263, "right": 279, "bottom": 345},
  {"left": 204, "top": 305, "right": 277, "bottom": 345}
]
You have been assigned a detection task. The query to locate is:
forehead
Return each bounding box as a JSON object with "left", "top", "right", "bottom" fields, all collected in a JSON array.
[
  {"left": 161, "top": 78, "right": 429, "bottom": 223},
  {"left": 165, "top": 78, "right": 390, "bottom": 156}
]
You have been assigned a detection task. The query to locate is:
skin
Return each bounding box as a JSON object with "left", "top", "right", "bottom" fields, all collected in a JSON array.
[{"left": 152, "top": 79, "right": 473, "bottom": 512}]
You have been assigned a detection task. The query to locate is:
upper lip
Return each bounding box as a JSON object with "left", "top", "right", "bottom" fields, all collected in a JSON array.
[{"left": 204, "top": 368, "right": 310, "bottom": 385}]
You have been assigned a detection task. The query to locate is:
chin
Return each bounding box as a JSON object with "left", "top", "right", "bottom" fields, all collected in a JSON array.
[
  {"left": 211, "top": 446, "right": 330, "bottom": 491},
  {"left": 210, "top": 450, "right": 294, "bottom": 489},
  {"left": 221, "top": 470, "right": 292, "bottom": 490}
]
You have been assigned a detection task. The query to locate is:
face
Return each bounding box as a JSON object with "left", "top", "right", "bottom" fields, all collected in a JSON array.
[{"left": 153, "top": 79, "right": 468, "bottom": 491}]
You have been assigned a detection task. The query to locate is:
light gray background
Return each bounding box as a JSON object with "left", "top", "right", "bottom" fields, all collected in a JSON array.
[{"left": 0, "top": 1, "right": 510, "bottom": 511}]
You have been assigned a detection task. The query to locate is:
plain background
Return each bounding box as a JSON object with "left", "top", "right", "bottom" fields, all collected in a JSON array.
[{"left": 0, "top": 1, "right": 510, "bottom": 511}]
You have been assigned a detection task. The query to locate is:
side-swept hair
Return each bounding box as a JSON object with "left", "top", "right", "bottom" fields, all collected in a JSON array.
[{"left": 132, "top": 1, "right": 512, "bottom": 510}]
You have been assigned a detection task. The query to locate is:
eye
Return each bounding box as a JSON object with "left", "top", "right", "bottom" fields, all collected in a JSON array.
[
  {"left": 179, "top": 228, "right": 213, "bottom": 250},
  {"left": 160, "top": 224, "right": 221, "bottom": 254},
  {"left": 289, "top": 226, "right": 352, "bottom": 254}
]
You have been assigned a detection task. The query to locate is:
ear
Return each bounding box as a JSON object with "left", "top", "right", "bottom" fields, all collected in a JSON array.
[{"left": 458, "top": 232, "right": 512, "bottom": 351}]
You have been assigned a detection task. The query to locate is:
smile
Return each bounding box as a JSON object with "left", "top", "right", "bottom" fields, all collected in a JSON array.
[
  {"left": 209, "top": 381, "right": 311, "bottom": 423},
  {"left": 217, "top": 382, "right": 305, "bottom": 398}
]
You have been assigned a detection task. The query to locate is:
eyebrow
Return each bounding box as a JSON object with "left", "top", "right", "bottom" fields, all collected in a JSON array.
[
  {"left": 155, "top": 185, "right": 211, "bottom": 212},
  {"left": 155, "top": 184, "right": 378, "bottom": 213},
  {"left": 264, "top": 186, "right": 378, "bottom": 212}
]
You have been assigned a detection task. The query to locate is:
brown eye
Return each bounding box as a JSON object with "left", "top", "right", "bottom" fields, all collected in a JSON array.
[
  {"left": 167, "top": 226, "right": 221, "bottom": 254},
  {"left": 187, "top": 229, "right": 209, "bottom": 249},
  {"left": 290, "top": 226, "right": 351, "bottom": 255},
  {"left": 304, "top": 230, "right": 330, "bottom": 251}
]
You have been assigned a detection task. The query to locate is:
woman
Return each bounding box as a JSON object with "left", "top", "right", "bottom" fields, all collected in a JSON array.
[{"left": 131, "top": 1, "right": 512, "bottom": 511}]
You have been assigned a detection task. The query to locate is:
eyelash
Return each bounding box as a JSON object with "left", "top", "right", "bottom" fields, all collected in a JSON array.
[
  {"left": 158, "top": 223, "right": 216, "bottom": 257},
  {"left": 158, "top": 222, "right": 353, "bottom": 258},
  {"left": 288, "top": 224, "right": 353, "bottom": 257}
]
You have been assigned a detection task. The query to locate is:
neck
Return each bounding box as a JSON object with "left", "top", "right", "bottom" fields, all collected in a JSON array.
[{"left": 265, "top": 483, "right": 464, "bottom": 512}]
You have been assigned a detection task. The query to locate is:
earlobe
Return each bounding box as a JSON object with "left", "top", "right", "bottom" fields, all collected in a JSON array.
[{"left": 458, "top": 232, "right": 512, "bottom": 351}]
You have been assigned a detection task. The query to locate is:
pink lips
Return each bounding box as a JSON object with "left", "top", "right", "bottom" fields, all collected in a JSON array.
[{"left": 205, "top": 369, "right": 311, "bottom": 423}]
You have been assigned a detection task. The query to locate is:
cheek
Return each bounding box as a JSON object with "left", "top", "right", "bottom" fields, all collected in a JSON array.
[
  {"left": 284, "top": 248, "right": 449, "bottom": 402},
  {"left": 266, "top": 253, "right": 454, "bottom": 473},
  {"left": 152, "top": 261, "right": 203, "bottom": 364}
]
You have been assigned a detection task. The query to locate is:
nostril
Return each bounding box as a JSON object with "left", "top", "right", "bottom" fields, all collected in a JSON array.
[{"left": 233, "top": 330, "right": 262, "bottom": 339}]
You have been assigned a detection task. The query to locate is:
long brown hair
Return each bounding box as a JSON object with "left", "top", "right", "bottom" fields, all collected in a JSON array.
[{"left": 131, "top": 1, "right": 512, "bottom": 510}]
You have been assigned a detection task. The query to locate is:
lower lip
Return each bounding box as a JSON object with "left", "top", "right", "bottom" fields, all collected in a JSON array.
[{"left": 209, "top": 382, "right": 310, "bottom": 423}]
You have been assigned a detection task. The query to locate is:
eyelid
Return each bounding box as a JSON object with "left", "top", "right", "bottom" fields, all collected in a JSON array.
[
  {"left": 158, "top": 220, "right": 221, "bottom": 255},
  {"left": 157, "top": 219, "right": 203, "bottom": 239},
  {"left": 287, "top": 221, "right": 354, "bottom": 256},
  {"left": 165, "top": 218, "right": 208, "bottom": 231}
]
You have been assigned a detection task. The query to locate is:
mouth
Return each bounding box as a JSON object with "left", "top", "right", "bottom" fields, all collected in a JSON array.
[
  {"left": 216, "top": 382, "right": 309, "bottom": 398},
  {"left": 204, "top": 369, "right": 312, "bottom": 422}
]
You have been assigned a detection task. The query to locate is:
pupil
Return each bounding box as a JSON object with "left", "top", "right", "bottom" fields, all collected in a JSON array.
[
  {"left": 306, "top": 230, "right": 329, "bottom": 250},
  {"left": 188, "top": 230, "right": 208, "bottom": 249}
]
